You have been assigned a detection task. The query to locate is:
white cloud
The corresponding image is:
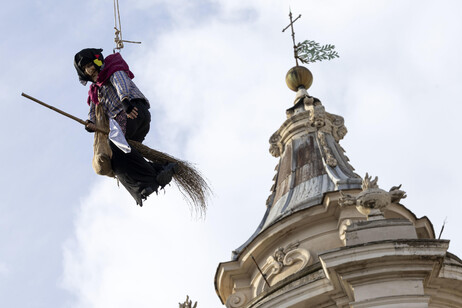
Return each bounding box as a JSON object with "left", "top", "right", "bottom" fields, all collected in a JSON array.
[
  {"left": 60, "top": 0, "right": 462, "bottom": 307},
  {"left": 2, "top": 0, "right": 462, "bottom": 307},
  {"left": 0, "top": 262, "right": 9, "bottom": 277},
  {"left": 61, "top": 178, "right": 227, "bottom": 307},
  {"left": 60, "top": 4, "right": 287, "bottom": 307}
]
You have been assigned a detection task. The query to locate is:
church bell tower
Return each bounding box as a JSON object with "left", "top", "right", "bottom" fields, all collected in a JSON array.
[{"left": 214, "top": 58, "right": 462, "bottom": 307}]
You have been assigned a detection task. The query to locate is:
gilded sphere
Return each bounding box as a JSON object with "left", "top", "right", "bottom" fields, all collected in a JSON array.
[{"left": 285, "top": 66, "right": 313, "bottom": 92}]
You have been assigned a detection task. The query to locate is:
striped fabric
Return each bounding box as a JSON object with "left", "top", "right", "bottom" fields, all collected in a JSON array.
[{"left": 88, "top": 70, "right": 149, "bottom": 123}]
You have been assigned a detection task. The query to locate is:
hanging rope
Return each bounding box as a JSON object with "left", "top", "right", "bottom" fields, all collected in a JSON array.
[
  {"left": 113, "top": 0, "right": 141, "bottom": 53},
  {"left": 114, "top": 0, "right": 122, "bottom": 50}
]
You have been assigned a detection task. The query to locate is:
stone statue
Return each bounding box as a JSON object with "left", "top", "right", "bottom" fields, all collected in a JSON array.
[
  {"left": 179, "top": 295, "right": 197, "bottom": 308},
  {"left": 339, "top": 173, "right": 407, "bottom": 218}
]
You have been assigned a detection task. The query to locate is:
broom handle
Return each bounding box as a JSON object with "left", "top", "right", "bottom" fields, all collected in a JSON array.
[{"left": 21, "top": 92, "right": 109, "bottom": 134}]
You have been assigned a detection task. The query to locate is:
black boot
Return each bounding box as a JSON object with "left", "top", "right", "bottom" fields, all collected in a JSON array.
[{"left": 156, "top": 162, "right": 179, "bottom": 188}]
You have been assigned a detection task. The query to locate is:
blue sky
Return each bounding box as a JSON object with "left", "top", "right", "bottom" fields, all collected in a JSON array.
[{"left": 1, "top": 0, "right": 462, "bottom": 307}]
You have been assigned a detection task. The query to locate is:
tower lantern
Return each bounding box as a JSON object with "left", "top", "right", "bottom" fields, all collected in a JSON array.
[{"left": 215, "top": 11, "right": 462, "bottom": 308}]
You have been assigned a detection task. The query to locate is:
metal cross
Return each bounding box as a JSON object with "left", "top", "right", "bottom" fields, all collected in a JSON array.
[{"left": 282, "top": 10, "right": 302, "bottom": 66}]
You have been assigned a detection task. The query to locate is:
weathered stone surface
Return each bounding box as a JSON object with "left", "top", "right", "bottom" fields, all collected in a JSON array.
[
  {"left": 215, "top": 189, "right": 439, "bottom": 307},
  {"left": 254, "top": 96, "right": 363, "bottom": 253},
  {"left": 345, "top": 218, "right": 417, "bottom": 246},
  {"left": 216, "top": 85, "right": 462, "bottom": 308}
]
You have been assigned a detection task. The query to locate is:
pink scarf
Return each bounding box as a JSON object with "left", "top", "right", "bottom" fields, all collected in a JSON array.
[{"left": 87, "top": 53, "right": 135, "bottom": 105}]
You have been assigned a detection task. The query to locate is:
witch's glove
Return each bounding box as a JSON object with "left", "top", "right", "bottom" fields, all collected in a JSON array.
[{"left": 85, "top": 120, "right": 96, "bottom": 132}]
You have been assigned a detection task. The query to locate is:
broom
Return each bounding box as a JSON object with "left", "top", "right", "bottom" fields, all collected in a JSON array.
[{"left": 21, "top": 93, "right": 210, "bottom": 215}]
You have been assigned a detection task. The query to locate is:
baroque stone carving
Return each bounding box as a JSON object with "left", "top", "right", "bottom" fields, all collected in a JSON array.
[
  {"left": 268, "top": 95, "right": 348, "bottom": 160},
  {"left": 255, "top": 242, "right": 312, "bottom": 294},
  {"left": 389, "top": 184, "right": 407, "bottom": 203},
  {"left": 179, "top": 295, "right": 197, "bottom": 308},
  {"left": 226, "top": 291, "right": 247, "bottom": 308},
  {"left": 338, "top": 218, "right": 361, "bottom": 245},
  {"left": 339, "top": 173, "right": 407, "bottom": 217},
  {"left": 338, "top": 219, "right": 353, "bottom": 244},
  {"left": 269, "top": 133, "right": 283, "bottom": 158},
  {"left": 272, "top": 242, "right": 300, "bottom": 273},
  {"left": 329, "top": 114, "right": 347, "bottom": 142},
  {"left": 317, "top": 131, "right": 337, "bottom": 167},
  {"left": 302, "top": 95, "right": 316, "bottom": 107},
  {"left": 308, "top": 105, "right": 326, "bottom": 128}
]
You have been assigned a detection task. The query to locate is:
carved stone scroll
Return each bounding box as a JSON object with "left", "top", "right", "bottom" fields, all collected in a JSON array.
[
  {"left": 226, "top": 291, "right": 247, "bottom": 308},
  {"left": 269, "top": 133, "right": 283, "bottom": 158},
  {"left": 255, "top": 242, "right": 312, "bottom": 294}
]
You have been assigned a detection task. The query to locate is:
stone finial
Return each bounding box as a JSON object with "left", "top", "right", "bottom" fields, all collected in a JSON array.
[
  {"left": 179, "top": 295, "right": 197, "bottom": 308},
  {"left": 339, "top": 173, "right": 407, "bottom": 219}
]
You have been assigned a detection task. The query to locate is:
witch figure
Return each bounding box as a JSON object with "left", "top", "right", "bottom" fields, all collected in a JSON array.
[{"left": 74, "top": 48, "right": 177, "bottom": 206}]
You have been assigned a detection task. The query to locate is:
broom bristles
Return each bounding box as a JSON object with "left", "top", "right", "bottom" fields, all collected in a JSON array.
[{"left": 128, "top": 141, "right": 210, "bottom": 216}]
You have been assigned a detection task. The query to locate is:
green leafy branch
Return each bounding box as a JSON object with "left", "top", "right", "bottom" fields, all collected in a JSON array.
[{"left": 296, "top": 40, "right": 339, "bottom": 64}]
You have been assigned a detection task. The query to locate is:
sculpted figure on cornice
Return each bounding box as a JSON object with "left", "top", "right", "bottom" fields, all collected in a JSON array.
[{"left": 339, "top": 173, "right": 407, "bottom": 217}]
